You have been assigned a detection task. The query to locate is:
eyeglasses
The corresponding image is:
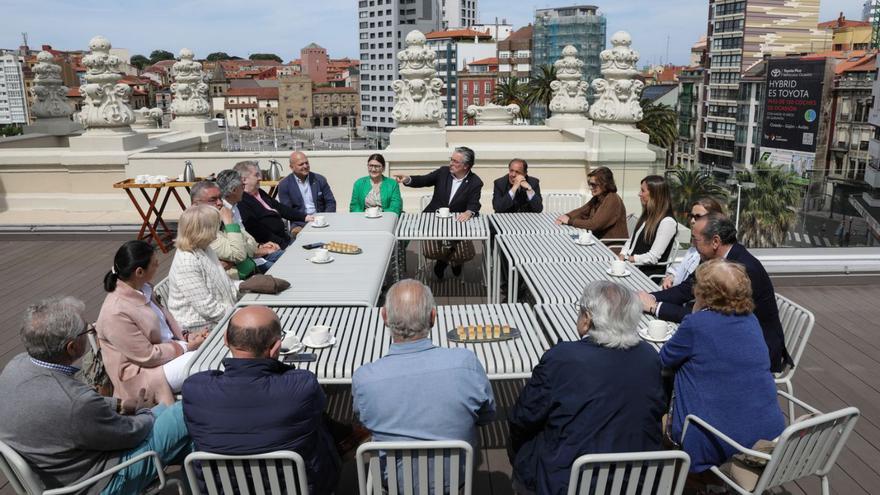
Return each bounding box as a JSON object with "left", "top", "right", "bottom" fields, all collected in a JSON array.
[
  {"left": 367, "top": 164, "right": 384, "bottom": 170},
  {"left": 76, "top": 322, "right": 96, "bottom": 339},
  {"left": 587, "top": 181, "right": 599, "bottom": 188},
  {"left": 449, "top": 157, "right": 463, "bottom": 164},
  {"left": 688, "top": 212, "right": 708, "bottom": 221}
]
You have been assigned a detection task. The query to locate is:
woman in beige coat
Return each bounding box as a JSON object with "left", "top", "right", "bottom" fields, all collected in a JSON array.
[{"left": 96, "top": 240, "right": 207, "bottom": 405}]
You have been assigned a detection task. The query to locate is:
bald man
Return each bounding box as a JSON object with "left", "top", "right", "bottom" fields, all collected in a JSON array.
[
  {"left": 182, "top": 306, "right": 340, "bottom": 494},
  {"left": 277, "top": 151, "right": 337, "bottom": 232}
]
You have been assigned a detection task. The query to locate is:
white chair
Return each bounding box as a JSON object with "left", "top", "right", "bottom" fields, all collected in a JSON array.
[
  {"left": 567, "top": 450, "right": 690, "bottom": 495},
  {"left": 647, "top": 241, "right": 680, "bottom": 285},
  {"left": 356, "top": 440, "right": 473, "bottom": 495},
  {"left": 0, "top": 441, "right": 181, "bottom": 495},
  {"left": 183, "top": 450, "right": 308, "bottom": 495},
  {"left": 601, "top": 213, "right": 636, "bottom": 254},
  {"left": 545, "top": 192, "right": 585, "bottom": 214},
  {"left": 774, "top": 294, "right": 815, "bottom": 420},
  {"left": 153, "top": 276, "right": 171, "bottom": 306},
  {"left": 419, "top": 194, "right": 432, "bottom": 211},
  {"left": 681, "top": 391, "right": 860, "bottom": 495}
]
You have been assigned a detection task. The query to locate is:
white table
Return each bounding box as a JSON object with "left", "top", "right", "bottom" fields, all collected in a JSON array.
[
  {"left": 489, "top": 212, "right": 579, "bottom": 235},
  {"left": 395, "top": 213, "right": 492, "bottom": 300},
  {"left": 492, "top": 234, "right": 616, "bottom": 303},
  {"left": 186, "top": 303, "right": 551, "bottom": 382},
  {"left": 240, "top": 231, "right": 395, "bottom": 307},
  {"left": 533, "top": 303, "right": 673, "bottom": 352},
  {"left": 519, "top": 260, "right": 660, "bottom": 305},
  {"left": 300, "top": 211, "right": 399, "bottom": 233}
]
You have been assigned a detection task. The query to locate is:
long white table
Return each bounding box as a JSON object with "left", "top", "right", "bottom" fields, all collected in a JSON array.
[
  {"left": 489, "top": 212, "right": 579, "bottom": 235},
  {"left": 240, "top": 231, "right": 395, "bottom": 307},
  {"left": 492, "top": 233, "right": 616, "bottom": 303},
  {"left": 533, "top": 303, "right": 672, "bottom": 352},
  {"left": 186, "top": 303, "right": 551, "bottom": 382},
  {"left": 519, "top": 260, "right": 660, "bottom": 305},
  {"left": 300, "top": 211, "right": 399, "bottom": 233},
  {"left": 395, "top": 213, "right": 492, "bottom": 300}
]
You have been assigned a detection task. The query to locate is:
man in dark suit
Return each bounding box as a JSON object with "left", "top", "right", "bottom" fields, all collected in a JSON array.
[
  {"left": 278, "top": 151, "right": 337, "bottom": 232},
  {"left": 182, "top": 306, "right": 340, "bottom": 495},
  {"left": 637, "top": 213, "right": 792, "bottom": 372},
  {"left": 492, "top": 158, "right": 543, "bottom": 213},
  {"left": 233, "top": 160, "right": 305, "bottom": 249},
  {"left": 394, "top": 146, "right": 484, "bottom": 278}
]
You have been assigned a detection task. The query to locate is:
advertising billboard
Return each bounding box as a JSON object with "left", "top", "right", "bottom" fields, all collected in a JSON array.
[{"left": 760, "top": 58, "right": 825, "bottom": 171}]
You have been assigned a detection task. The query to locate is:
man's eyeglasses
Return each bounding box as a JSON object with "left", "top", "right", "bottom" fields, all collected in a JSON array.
[
  {"left": 76, "top": 323, "right": 96, "bottom": 339},
  {"left": 688, "top": 212, "right": 708, "bottom": 221}
]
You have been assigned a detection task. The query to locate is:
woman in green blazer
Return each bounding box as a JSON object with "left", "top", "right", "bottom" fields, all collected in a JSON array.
[{"left": 349, "top": 153, "right": 403, "bottom": 214}]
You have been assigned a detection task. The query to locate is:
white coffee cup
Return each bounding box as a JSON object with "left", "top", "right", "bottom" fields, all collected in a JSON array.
[
  {"left": 578, "top": 231, "right": 594, "bottom": 243},
  {"left": 135, "top": 174, "right": 149, "bottom": 184},
  {"left": 610, "top": 259, "right": 627, "bottom": 275},
  {"left": 306, "top": 325, "right": 332, "bottom": 345},
  {"left": 312, "top": 248, "right": 330, "bottom": 262},
  {"left": 437, "top": 207, "right": 451, "bottom": 217},
  {"left": 366, "top": 207, "right": 380, "bottom": 218},
  {"left": 313, "top": 215, "right": 326, "bottom": 226},
  {"left": 647, "top": 320, "right": 669, "bottom": 340}
]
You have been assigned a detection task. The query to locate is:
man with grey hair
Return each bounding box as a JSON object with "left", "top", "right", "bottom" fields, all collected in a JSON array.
[
  {"left": 0, "top": 297, "right": 191, "bottom": 494},
  {"left": 352, "top": 279, "right": 495, "bottom": 452},
  {"left": 233, "top": 160, "right": 306, "bottom": 248},
  {"left": 509, "top": 281, "right": 664, "bottom": 495}
]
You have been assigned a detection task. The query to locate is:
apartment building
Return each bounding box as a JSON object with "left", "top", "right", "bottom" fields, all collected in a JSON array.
[
  {"left": 497, "top": 25, "right": 533, "bottom": 82},
  {"left": 426, "top": 28, "right": 496, "bottom": 125},
  {"left": 440, "top": 0, "right": 478, "bottom": 28},
  {"left": 0, "top": 54, "right": 29, "bottom": 126}
]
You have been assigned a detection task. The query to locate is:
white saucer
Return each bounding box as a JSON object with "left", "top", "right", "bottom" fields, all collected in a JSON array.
[
  {"left": 279, "top": 334, "right": 304, "bottom": 355},
  {"left": 311, "top": 223, "right": 329, "bottom": 228},
  {"left": 435, "top": 212, "right": 453, "bottom": 219},
  {"left": 605, "top": 268, "right": 631, "bottom": 277},
  {"left": 365, "top": 213, "right": 383, "bottom": 219},
  {"left": 638, "top": 326, "right": 673, "bottom": 343},
  {"left": 574, "top": 239, "right": 596, "bottom": 246},
  {"left": 302, "top": 335, "right": 337, "bottom": 349},
  {"left": 307, "top": 256, "right": 334, "bottom": 264}
]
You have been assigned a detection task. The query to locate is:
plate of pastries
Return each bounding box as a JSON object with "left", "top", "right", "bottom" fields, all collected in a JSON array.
[
  {"left": 323, "top": 241, "right": 363, "bottom": 254},
  {"left": 447, "top": 324, "right": 520, "bottom": 343}
]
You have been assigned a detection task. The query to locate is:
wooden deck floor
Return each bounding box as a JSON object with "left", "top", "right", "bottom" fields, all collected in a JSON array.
[{"left": 0, "top": 233, "right": 877, "bottom": 494}]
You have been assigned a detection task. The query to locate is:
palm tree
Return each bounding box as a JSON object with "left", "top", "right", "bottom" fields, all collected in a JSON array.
[
  {"left": 525, "top": 64, "right": 556, "bottom": 119},
  {"left": 637, "top": 100, "right": 678, "bottom": 150},
  {"left": 736, "top": 164, "right": 803, "bottom": 248},
  {"left": 493, "top": 76, "right": 529, "bottom": 120},
  {"left": 666, "top": 168, "right": 728, "bottom": 222}
]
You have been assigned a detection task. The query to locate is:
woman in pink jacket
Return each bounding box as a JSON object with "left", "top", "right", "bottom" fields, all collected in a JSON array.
[{"left": 96, "top": 240, "right": 207, "bottom": 405}]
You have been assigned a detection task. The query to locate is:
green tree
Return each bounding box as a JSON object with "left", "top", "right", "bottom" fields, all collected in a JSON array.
[
  {"left": 493, "top": 76, "right": 529, "bottom": 120},
  {"left": 149, "top": 50, "right": 175, "bottom": 64},
  {"left": 525, "top": 64, "right": 556, "bottom": 118},
  {"left": 206, "top": 52, "right": 232, "bottom": 61},
  {"left": 666, "top": 167, "right": 728, "bottom": 221},
  {"left": 736, "top": 163, "right": 803, "bottom": 248},
  {"left": 130, "top": 54, "right": 150, "bottom": 70},
  {"left": 249, "top": 53, "right": 283, "bottom": 63},
  {"left": 637, "top": 100, "right": 678, "bottom": 149}
]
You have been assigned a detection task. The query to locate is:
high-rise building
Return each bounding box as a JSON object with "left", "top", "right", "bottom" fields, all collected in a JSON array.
[
  {"left": 674, "top": 66, "right": 707, "bottom": 169},
  {"left": 358, "top": 0, "right": 441, "bottom": 146},
  {"left": 440, "top": 0, "right": 478, "bottom": 29},
  {"left": 426, "top": 28, "right": 496, "bottom": 125},
  {"left": 0, "top": 53, "right": 29, "bottom": 126},
  {"left": 701, "top": 0, "right": 828, "bottom": 171},
  {"left": 497, "top": 25, "right": 533, "bottom": 82}
]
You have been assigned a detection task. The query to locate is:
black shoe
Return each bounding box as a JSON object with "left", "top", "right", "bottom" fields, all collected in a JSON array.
[
  {"left": 451, "top": 264, "right": 463, "bottom": 277},
  {"left": 433, "top": 261, "right": 448, "bottom": 279}
]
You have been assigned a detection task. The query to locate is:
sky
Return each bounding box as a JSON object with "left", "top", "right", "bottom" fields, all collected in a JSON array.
[{"left": 0, "top": 0, "right": 869, "bottom": 66}]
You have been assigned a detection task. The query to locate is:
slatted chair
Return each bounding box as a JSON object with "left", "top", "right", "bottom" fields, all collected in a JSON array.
[
  {"left": 0, "top": 441, "right": 181, "bottom": 495},
  {"left": 153, "top": 276, "right": 171, "bottom": 307},
  {"left": 566, "top": 450, "right": 690, "bottom": 495},
  {"left": 774, "top": 293, "right": 815, "bottom": 420},
  {"left": 545, "top": 193, "right": 585, "bottom": 214},
  {"left": 681, "top": 392, "right": 860, "bottom": 495},
  {"left": 183, "top": 451, "right": 309, "bottom": 495},
  {"left": 356, "top": 440, "right": 473, "bottom": 495},
  {"left": 647, "top": 241, "right": 680, "bottom": 285}
]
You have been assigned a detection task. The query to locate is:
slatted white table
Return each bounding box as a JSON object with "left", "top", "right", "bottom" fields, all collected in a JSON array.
[
  {"left": 534, "top": 303, "right": 674, "bottom": 352},
  {"left": 489, "top": 212, "right": 579, "bottom": 235},
  {"left": 300, "top": 212, "right": 399, "bottom": 233},
  {"left": 185, "top": 303, "right": 550, "bottom": 382},
  {"left": 395, "top": 213, "right": 492, "bottom": 300},
  {"left": 519, "top": 260, "right": 660, "bottom": 305},
  {"left": 492, "top": 233, "right": 616, "bottom": 303},
  {"left": 239, "top": 231, "right": 395, "bottom": 307}
]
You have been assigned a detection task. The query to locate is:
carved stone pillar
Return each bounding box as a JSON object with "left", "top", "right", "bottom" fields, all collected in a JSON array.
[
  {"left": 589, "top": 31, "right": 644, "bottom": 126},
  {"left": 78, "top": 36, "right": 136, "bottom": 130},
  {"left": 133, "top": 107, "right": 163, "bottom": 129},
  {"left": 170, "top": 48, "right": 211, "bottom": 118},
  {"left": 391, "top": 31, "right": 444, "bottom": 128},
  {"left": 465, "top": 103, "right": 520, "bottom": 125},
  {"left": 24, "top": 51, "right": 83, "bottom": 135},
  {"left": 548, "top": 45, "right": 590, "bottom": 117}
]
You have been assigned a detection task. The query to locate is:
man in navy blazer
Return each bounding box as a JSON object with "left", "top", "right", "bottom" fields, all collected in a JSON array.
[
  {"left": 182, "top": 306, "right": 340, "bottom": 495},
  {"left": 278, "top": 151, "right": 337, "bottom": 231},
  {"left": 637, "top": 213, "right": 792, "bottom": 373},
  {"left": 394, "top": 146, "right": 483, "bottom": 220},
  {"left": 492, "top": 158, "right": 543, "bottom": 213}
]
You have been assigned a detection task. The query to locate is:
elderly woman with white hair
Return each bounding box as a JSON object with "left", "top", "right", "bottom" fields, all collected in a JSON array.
[{"left": 509, "top": 281, "right": 666, "bottom": 495}]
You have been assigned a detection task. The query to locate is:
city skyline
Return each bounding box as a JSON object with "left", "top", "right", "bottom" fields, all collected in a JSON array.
[{"left": 0, "top": 0, "right": 867, "bottom": 66}]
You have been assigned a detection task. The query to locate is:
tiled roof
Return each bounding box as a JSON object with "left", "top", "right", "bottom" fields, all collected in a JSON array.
[
  {"left": 508, "top": 25, "right": 533, "bottom": 40},
  {"left": 426, "top": 28, "right": 492, "bottom": 40},
  {"left": 469, "top": 57, "right": 498, "bottom": 66},
  {"left": 225, "top": 87, "right": 279, "bottom": 99},
  {"left": 818, "top": 17, "right": 871, "bottom": 29},
  {"left": 835, "top": 53, "right": 877, "bottom": 74}
]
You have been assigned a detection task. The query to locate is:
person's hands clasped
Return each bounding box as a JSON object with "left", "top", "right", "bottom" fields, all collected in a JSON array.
[
  {"left": 456, "top": 211, "right": 474, "bottom": 222},
  {"left": 636, "top": 291, "right": 657, "bottom": 313},
  {"left": 255, "top": 242, "right": 279, "bottom": 257},
  {"left": 516, "top": 175, "right": 532, "bottom": 191},
  {"left": 186, "top": 329, "right": 209, "bottom": 351},
  {"left": 554, "top": 214, "right": 569, "bottom": 225},
  {"left": 661, "top": 275, "right": 674, "bottom": 290}
]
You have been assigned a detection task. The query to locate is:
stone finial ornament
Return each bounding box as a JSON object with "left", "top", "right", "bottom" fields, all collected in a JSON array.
[
  {"left": 133, "top": 107, "right": 163, "bottom": 128},
  {"left": 30, "top": 51, "right": 74, "bottom": 119},
  {"left": 391, "top": 31, "right": 444, "bottom": 126},
  {"left": 170, "top": 48, "right": 210, "bottom": 117},
  {"left": 78, "top": 36, "right": 136, "bottom": 129},
  {"left": 548, "top": 45, "right": 590, "bottom": 116},
  {"left": 589, "top": 31, "right": 644, "bottom": 125},
  {"left": 465, "top": 103, "right": 520, "bottom": 125}
]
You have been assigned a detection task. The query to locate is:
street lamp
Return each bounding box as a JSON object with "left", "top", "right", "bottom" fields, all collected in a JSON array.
[{"left": 726, "top": 178, "right": 756, "bottom": 230}]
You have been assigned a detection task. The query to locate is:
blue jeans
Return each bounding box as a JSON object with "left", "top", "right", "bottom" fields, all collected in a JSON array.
[
  {"left": 257, "top": 249, "right": 285, "bottom": 273},
  {"left": 101, "top": 402, "right": 191, "bottom": 494}
]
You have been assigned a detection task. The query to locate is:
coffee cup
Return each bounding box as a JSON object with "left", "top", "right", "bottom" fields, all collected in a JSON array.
[
  {"left": 647, "top": 320, "right": 669, "bottom": 340},
  {"left": 312, "top": 248, "right": 330, "bottom": 262},
  {"left": 437, "top": 207, "right": 451, "bottom": 217},
  {"left": 313, "top": 215, "right": 326, "bottom": 226},
  {"left": 610, "top": 259, "right": 627, "bottom": 276},
  {"left": 366, "top": 207, "right": 380, "bottom": 218},
  {"left": 578, "top": 231, "right": 594, "bottom": 243},
  {"left": 306, "top": 325, "right": 332, "bottom": 345},
  {"left": 135, "top": 174, "right": 149, "bottom": 184}
]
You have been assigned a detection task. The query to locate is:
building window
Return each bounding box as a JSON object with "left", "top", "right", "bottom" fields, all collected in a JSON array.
[{"left": 484, "top": 82, "right": 491, "bottom": 94}]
